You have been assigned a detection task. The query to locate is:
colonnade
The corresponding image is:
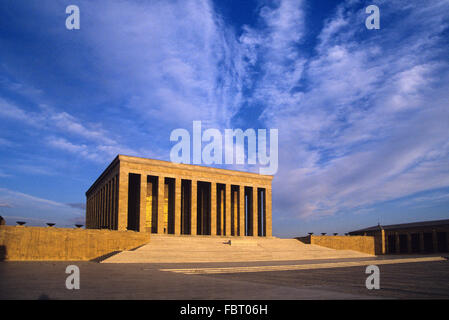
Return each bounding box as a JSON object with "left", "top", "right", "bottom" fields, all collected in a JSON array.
[
  {"left": 86, "top": 156, "right": 273, "bottom": 238},
  {"left": 86, "top": 174, "right": 118, "bottom": 230},
  {"left": 384, "top": 230, "right": 449, "bottom": 254},
  {"left": 123, "top": 174, "right": 272, "bottom": 237}
]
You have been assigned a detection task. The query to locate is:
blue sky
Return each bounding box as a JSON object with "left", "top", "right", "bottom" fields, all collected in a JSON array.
[{"left": 0, "top": 0, "right": 448, "bottom": 237}]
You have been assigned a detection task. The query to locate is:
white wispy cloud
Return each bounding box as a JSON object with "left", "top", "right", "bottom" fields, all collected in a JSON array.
[
  {"left": 77, "top": 0, "right": 244, "bottom": 130},
  {"left": 241, "top": 0, "right": 449, "bottom": 218},
  {"left": 240, "top": 0, "right": 306, "bottom": 114},
  {"left": 1, "top": 0, "right": 246, "bottom": 166},
  {"left": 0, "top": 95, "right": 143, "bottom": 164}
]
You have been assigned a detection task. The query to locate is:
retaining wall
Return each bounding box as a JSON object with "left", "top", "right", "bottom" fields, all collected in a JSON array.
[
  {"left": 0, "top": 225, "right": 150, "bottom": 261},
  {"left": 297, "top": 235, "right": 376, "bottom": 255}
]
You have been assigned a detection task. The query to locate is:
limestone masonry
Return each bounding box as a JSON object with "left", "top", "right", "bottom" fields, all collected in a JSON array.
[
  {"left": 85, "top": 155, "right": 273, "bottom": 237},
  {"left": 0, "top": 225, "right": 150, "bottom": 261}
]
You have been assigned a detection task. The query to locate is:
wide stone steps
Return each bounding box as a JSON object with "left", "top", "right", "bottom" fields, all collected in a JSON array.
[{"left": 101, "top": 234, "right": 372, "bottom": 263}]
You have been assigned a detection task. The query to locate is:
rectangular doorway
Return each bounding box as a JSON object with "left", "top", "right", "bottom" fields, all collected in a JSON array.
[
  {"left": 399, "top": 234, "right": 408, "bottom": 253},
  {"left": 437, "top": 232, "right": 448, "bottom": 252},
  {"left": 244, "top": 187, "right": 253, "bottom": 236},
  {"left": 197, "top": 181, "right": 211, "bottom": 235},
  {"left": 423, "top": 233, "right": 433, "bottom": 253},
  {"left": 181, "top": 179, "right": 191, "bottom": 235},
  {"left": 411, "top": 233, "right": 420, "bottom": 253},
  {"left": 146, "top": 176, "right": 158, "bottom": 233},
  {"left": 127, "top": 173, "right": 141, "bottom": 232},
  {"left": 387, "top": 235, "right": 396, "bottom": 253},
  {"left": 165, "top": 178, "right": 175, "bottom": 234}
]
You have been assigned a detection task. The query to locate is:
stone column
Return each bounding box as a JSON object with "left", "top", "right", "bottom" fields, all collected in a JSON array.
[
  {"left": 252, "top": 187, "right": 258, "bottom": 237},
  {"left": 101, "top": 187, "right": 105, "bottom": 228},
  {"left": 115, "top": 176, "right": 119, "bottom": 230},
  {"left": 97, "top": 191, "right": 100, "bottom": 229},
  {"left": 92, "top": 193, "right": 95, "bottom": 228},
  {"left": 97, "top": 188, "right": 101, "bottom": 228},
  {"left": 109, "top": 180, "right": 113, "bottom": 229},
  {"left": 157, "top": 176, "right": 165, "bottom": 234},
  {"left": 103, "top": 185, "right": 107, "bottom": 228},
  {"left": 106, "top": 181, "right": 110, "bottom": 229},
  {"left": 139, "top": 174, "right": 147, "bottom": 232},
  {"left": 100, "top": 189, "right": 103, "bottom": 228},
  {"left": 266, "top": 186, "right": 272, "bottom": 237},
  {"left": 109, "top": 181, "right": 113, "bottom": 229},
  {"left": 118, "top": 169, "right": 129, "bottom": 230},
  {"left": 102, "top": 184, "right": 106, "bottom": 228},
  {"left": 88, "top": 198, "right": 91, "bottom": 228},
  {"left": 211, "top": 182, "right": 217, "bottom": 236},
  {"left": 91, "top": 197, "right": 94, "bottom": 228},
  {"left": 106, "top": 183, "right": 110, "bottom": 228},
  {"left": 89, "top": 197, "right": 92, "bottom": 228},
  {"left": 100, "top": 188, "right": 103, "bottom": 228},
  {"left": 381, "top": 229, "right": 386, "bottom": 254},
  {"left": 90, "top": 197, "right": 93, "bottom": 228},
  {"left": 108, "top": 181, "right": 112, "bottom": 230},
  {"left": 99, "top": 187, "right": 103, "bottom": 228},
  {"left": 98, "top": 191, "right": 101, "bottom": 228},
  {"left": 92, "top": 193, "right": 94, "bottom": 228},
  {"left": 112, "top": 176, "right": 117, "bottom": 230},
  {"left": 175, "top": 178, "right": 182, "bottom": 235},
  {"left": 239, "top": 186, "right": 245, "bottom": 236},
  {"left": 101, "top": 189, "right": 103, "bottom": 228},
  {"left": 96, "top": 191, "right": 99, "bottom": 228},
  {"left": 191, "top": 180, "right": 197, "bottom": 235},
  {"left": 93, "top": 193, "right": 96, "bottom": 228},
  {"left": 225, "top": 184, "right": 231, "bottom": 236}
]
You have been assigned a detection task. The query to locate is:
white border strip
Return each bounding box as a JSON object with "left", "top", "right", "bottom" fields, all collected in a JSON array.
[{"left": 160, "top": 257, "right": 446, "bottom": 274}]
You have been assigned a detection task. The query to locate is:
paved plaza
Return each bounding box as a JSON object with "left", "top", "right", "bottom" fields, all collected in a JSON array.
[{"left": 1, "top": 256, "right": 448, "bottom": 300}]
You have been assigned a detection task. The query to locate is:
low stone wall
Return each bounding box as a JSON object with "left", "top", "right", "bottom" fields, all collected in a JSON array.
[
  {"left": 0, "top": 225, "right": 150, "bottom": 261},
  {"left": 296, "top": 235, "right": 376, "bottom": 255}
]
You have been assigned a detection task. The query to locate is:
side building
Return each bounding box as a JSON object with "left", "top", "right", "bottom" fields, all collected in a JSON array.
[
  {"left": 85, "top": 155, "right": 273, "bottom": 237},
  {"left": 349, "top": 219, "right": 449, "bottom": 254}
]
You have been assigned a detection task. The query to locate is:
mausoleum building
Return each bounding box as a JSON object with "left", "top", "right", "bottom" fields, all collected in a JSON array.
[{"left": 85, "top": 155, "right": 273, "bottom": 237}]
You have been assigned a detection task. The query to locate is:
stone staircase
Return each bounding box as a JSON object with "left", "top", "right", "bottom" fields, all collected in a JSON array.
[{"left": 101, "top": 234, "right": 373, "bottom": 263}]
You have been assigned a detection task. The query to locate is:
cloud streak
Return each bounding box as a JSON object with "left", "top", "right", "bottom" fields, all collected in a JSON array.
[{"left": 0, "top": 188, "right": 84, "bottom": 227}]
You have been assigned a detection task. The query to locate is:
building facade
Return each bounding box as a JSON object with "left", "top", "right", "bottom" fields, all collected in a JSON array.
[
  {"left": 349, "top": 219, "right": 449, "bottom": 254},
  {"left": 85, "top": 155, "right": 273, "bottom": 237}
]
